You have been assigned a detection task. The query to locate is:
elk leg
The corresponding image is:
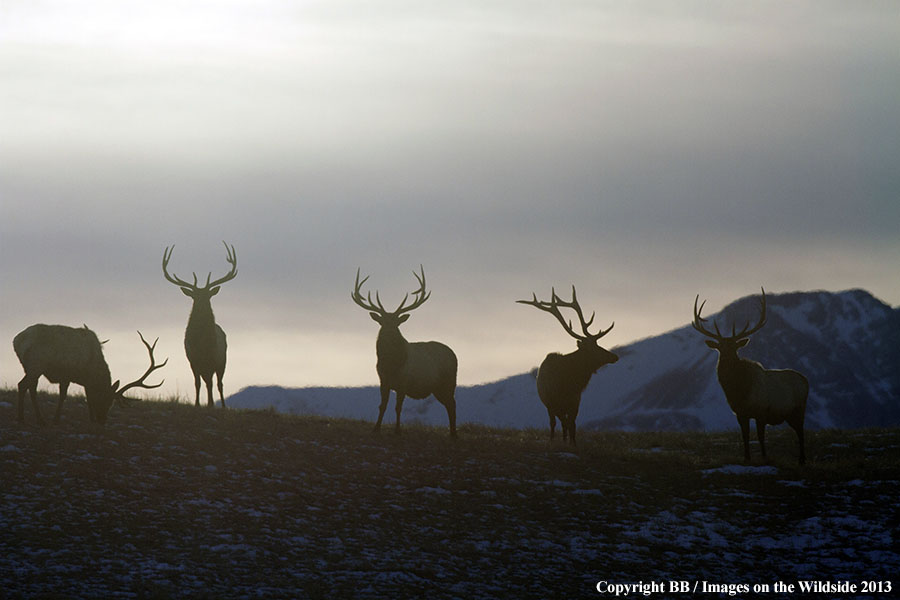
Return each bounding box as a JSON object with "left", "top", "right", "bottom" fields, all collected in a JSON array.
[
  {"left": 17, "top": 375, "right": 34, "bottom": 424},
  {"left": 756, "top": 420, "right": 768, "bottom": 463},
  {"left": 789, "top": 414, "right": 806, "bottom": 465},
  {"left": 216, "top": 372, "right": 226, "bottom": 408},
  {"left": 30, "top": 383, "right": 46, "bottom": 427},
  {"left": 394, "top": 394, "right": 405, "bottom": 434},
  {"left": 193, "top": 373, "right": 202, "bottom": 407},
  {"left": 374, "top": 384, "right": 390, "bottom": 432},
  {"left": 738, "top": 417, "right": 751, "bottom": 462},
  {"left": 567, "top": 416, "right": 578, "bottom": 447},
  {"left": 203, "top": 374, "right": 215, "bottom": 408},
  {"left": 547, "top": 409, "right": 556, "bottom": 441},
  {"left": 436, "top": 392, "right": 457, "bottom": 438},
  {"left": 570, "top": 402, "right": 581, "bottom": 447},
  {"left": 55, "top": 381, "right": 69, "bottom": 423}
]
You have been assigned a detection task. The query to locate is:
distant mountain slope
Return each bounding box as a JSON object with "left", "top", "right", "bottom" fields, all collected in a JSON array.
[{"left": 229, "top": 289, "right": 900, "bottom": 431}]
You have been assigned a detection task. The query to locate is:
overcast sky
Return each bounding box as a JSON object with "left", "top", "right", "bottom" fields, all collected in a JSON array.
[{"left": 2, "top": 1, "right": 898, "bottom": 399}]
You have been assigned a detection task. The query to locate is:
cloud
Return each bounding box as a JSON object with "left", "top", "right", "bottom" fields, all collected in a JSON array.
[{"left": 2, "top": 1, "right": 898, "bottom": 395}]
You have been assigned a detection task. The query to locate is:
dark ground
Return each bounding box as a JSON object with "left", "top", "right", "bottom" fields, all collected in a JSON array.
[{"left": 1, "top": 390, "right": 898, "bottom": 599}]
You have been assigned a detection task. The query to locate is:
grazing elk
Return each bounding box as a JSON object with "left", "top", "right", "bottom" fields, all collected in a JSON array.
[
  {"left": 13, "top": 324, "right": 167, "bottom": 425},
  {"left": 692, "top": 288, "right": 809, "bottom": 464},
  {"left": 162, "top": 241, "right": 237, "bottom": 408},
  {"left": 351, "top": 266, "right": 458, "bottom": 438},
  {"left": 518, "top": 287, "right": 618, "bottom": 446}
]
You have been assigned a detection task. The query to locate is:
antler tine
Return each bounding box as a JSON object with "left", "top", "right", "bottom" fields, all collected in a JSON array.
[
  {"left": 555, "top": 285, "right": 610, "bottom": 340},
  {"left": 597, "top": 320, "right": 615, "bottom": 338},
  {"left": 692, "top": 294, "right": 723, "bottom": 340},
  {"left": 162, "top": 245, "right": 197, "bottom": 289},
  {"left": 206, "top": 241, "right": 238, "bottom": 289},
  {"left": 374, "top": 291, "right": 387, "bottom": 313},
  {"left": 352, "top": 268, "right": 383, "bottom": 314},
  {"left": 566, "top": 285, "right": 605, "bottom": 338},
  {"left": 395, "top": 264, "right": 431, "bottom": 315},
  {"left": 732, "top": 287, "right": 767, "bottom": 340},
  {"left": 352, "top": 268, "right": 396, "bottom": 315},
  {"left": 116, "top": 331, "right": 168, "bottom": 399},
  {"left": 518, "top": 286, "right": 598, "bottom": 341},
  {"left": 693, "top": 288, "right": 767, "bottom": 341}
]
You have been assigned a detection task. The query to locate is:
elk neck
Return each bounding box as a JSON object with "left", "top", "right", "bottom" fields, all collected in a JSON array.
[
  {"left": 375, "top": 325, "right": 409, "bottom": 376},
  {"left": 72, "top": 328, "right": 113, "bottom": 390},
  {"left": 186, "top": 297, "right": 218, "bottom": 342},
  {"left": 715, "top": 351, "right": 756, "bottom": 400},
  {"left": 575, "top": 343, "right": 617, "bottom": 373},
  {"left": 551, "top": 347, "right": 599, "bottom": 393}
]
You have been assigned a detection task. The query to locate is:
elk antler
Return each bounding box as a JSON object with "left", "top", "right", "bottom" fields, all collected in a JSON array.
[
  {"left": 351, "top": 268, "right": 387, "bottom": 315},
  {"left": 116, "top": 331, "right": 168, "bottom": 399},
  {"left": 352, "top": 265, "right": 431, "bottom": 316},
  {"left": 395, "top": 265, "right": 431, "bottom": 315},
  {"left": 517, "top": 285, "right": 614, "bottom": 341},
  {"left": 162, "top": 241, "right": 238, "bottom": 291},
  {"left": 693, "top": 287, "right": 767, "bottom": 341},
  {"left": 162, "top": 245, "right": 197, "bottom": 289},
  {"left": 206, "top": 241, "right": 238, "bottom": 288}
]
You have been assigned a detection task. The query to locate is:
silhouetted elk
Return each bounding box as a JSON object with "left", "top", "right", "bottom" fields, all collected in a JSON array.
[
  {"left": 162, "top": 242, "right": 237, "bottom": 408},
  {"left": 517, "top": 287, "right": 618, "bottom": 446},
  {"left": 692, "top": 288, "right": 809, "bottom": 464},
  {"left": 351, "top": 266, "right": 458, "bottom": 438},
  {"left": 13, "top": 325, "right": 167, "bottom": 425}
]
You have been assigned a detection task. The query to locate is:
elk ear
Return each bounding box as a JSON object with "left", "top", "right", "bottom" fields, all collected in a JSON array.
[
  {"left": 705, "top": 340, "right": 719, "bottom": 349},
  {"left": 181, "top": 287, "right": 194, "bottom": 298},
  {"left": 736, "top": 338, "right": 749, "bottom": 348},
  {"left": 369, "top": 312, "right": 382, "bottom": 323},
  {"left": 111, "top": 380, "right": 120, "bottom": 393},
  {"left": 398, "top": 314, "right": 410, "bottom": 324},
  {"left": 209, "top": 286, "right": 220, "bottom": 296}
]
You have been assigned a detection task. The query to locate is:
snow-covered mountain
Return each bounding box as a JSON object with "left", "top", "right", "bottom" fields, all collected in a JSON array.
[{"left": 228, "top": 289, "right": 900, "bottom": 431}]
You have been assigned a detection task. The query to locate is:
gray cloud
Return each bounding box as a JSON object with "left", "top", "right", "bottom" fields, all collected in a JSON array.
[{"left": 2, "top": 1, "right": 898, "bottom": 396}]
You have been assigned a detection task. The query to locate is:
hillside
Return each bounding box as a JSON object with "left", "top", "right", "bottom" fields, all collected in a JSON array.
[
  {"left": 1, "top": 391, "right": 898, "bottom": 598},
  {"left": 229, "top": 289, "right": 900, "bottom": 432}
]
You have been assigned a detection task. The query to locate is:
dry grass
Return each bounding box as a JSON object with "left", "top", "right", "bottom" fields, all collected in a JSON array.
[{"left": 1, "top": 389, "right": 898, "bottom": 599}]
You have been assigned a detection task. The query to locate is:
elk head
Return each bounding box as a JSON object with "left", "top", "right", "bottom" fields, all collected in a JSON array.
[
  {"left": 162, "top": 241, "right": 238, "bottom": 305},
  {"left": 351, "top": 265, "right": 431, "bottom": 330},
  {"left": 692, "top": 287, "right": 767, "bottom": 361},
  {"left": 517, "top": 286, "right": 618, "bottom": 369}
]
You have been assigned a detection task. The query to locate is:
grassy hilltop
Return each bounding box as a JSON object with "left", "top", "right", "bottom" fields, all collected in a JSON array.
[{"left": 1, "top": 389, "right": 898, "bottom": 598}]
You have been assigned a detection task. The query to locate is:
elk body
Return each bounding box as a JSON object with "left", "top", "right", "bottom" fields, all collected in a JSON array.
[
  {"left": 518, "top": 287, "right": 618, "bottom": 446},
  {"left": 162, "top": 242, "right": 237, "bottom": 408},
  {"left": 693, "top": 289, "right": 809, "bottom": 464},
  {"left": 13, "top": 324, "right": 166, "bottom": 425},
  {"left": 351, "top": 266, "right": 458, "bottom": 437}
]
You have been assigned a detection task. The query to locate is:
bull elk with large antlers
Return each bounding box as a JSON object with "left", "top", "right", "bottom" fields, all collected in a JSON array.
[
  {"left": 351, "top": 266, "right": 458, "bottom": 438},
  {"left": 13, "top": 325, "right": 167, "bottom": 425},
  {"left": 692, "top": 288, "right": 809, "bottom": 464},
  {"left": 517, "top": 286, "right": 618, "bottom": 446},
  {"left": 162, "top": 242, "right": 237, "bottom": 408}
]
